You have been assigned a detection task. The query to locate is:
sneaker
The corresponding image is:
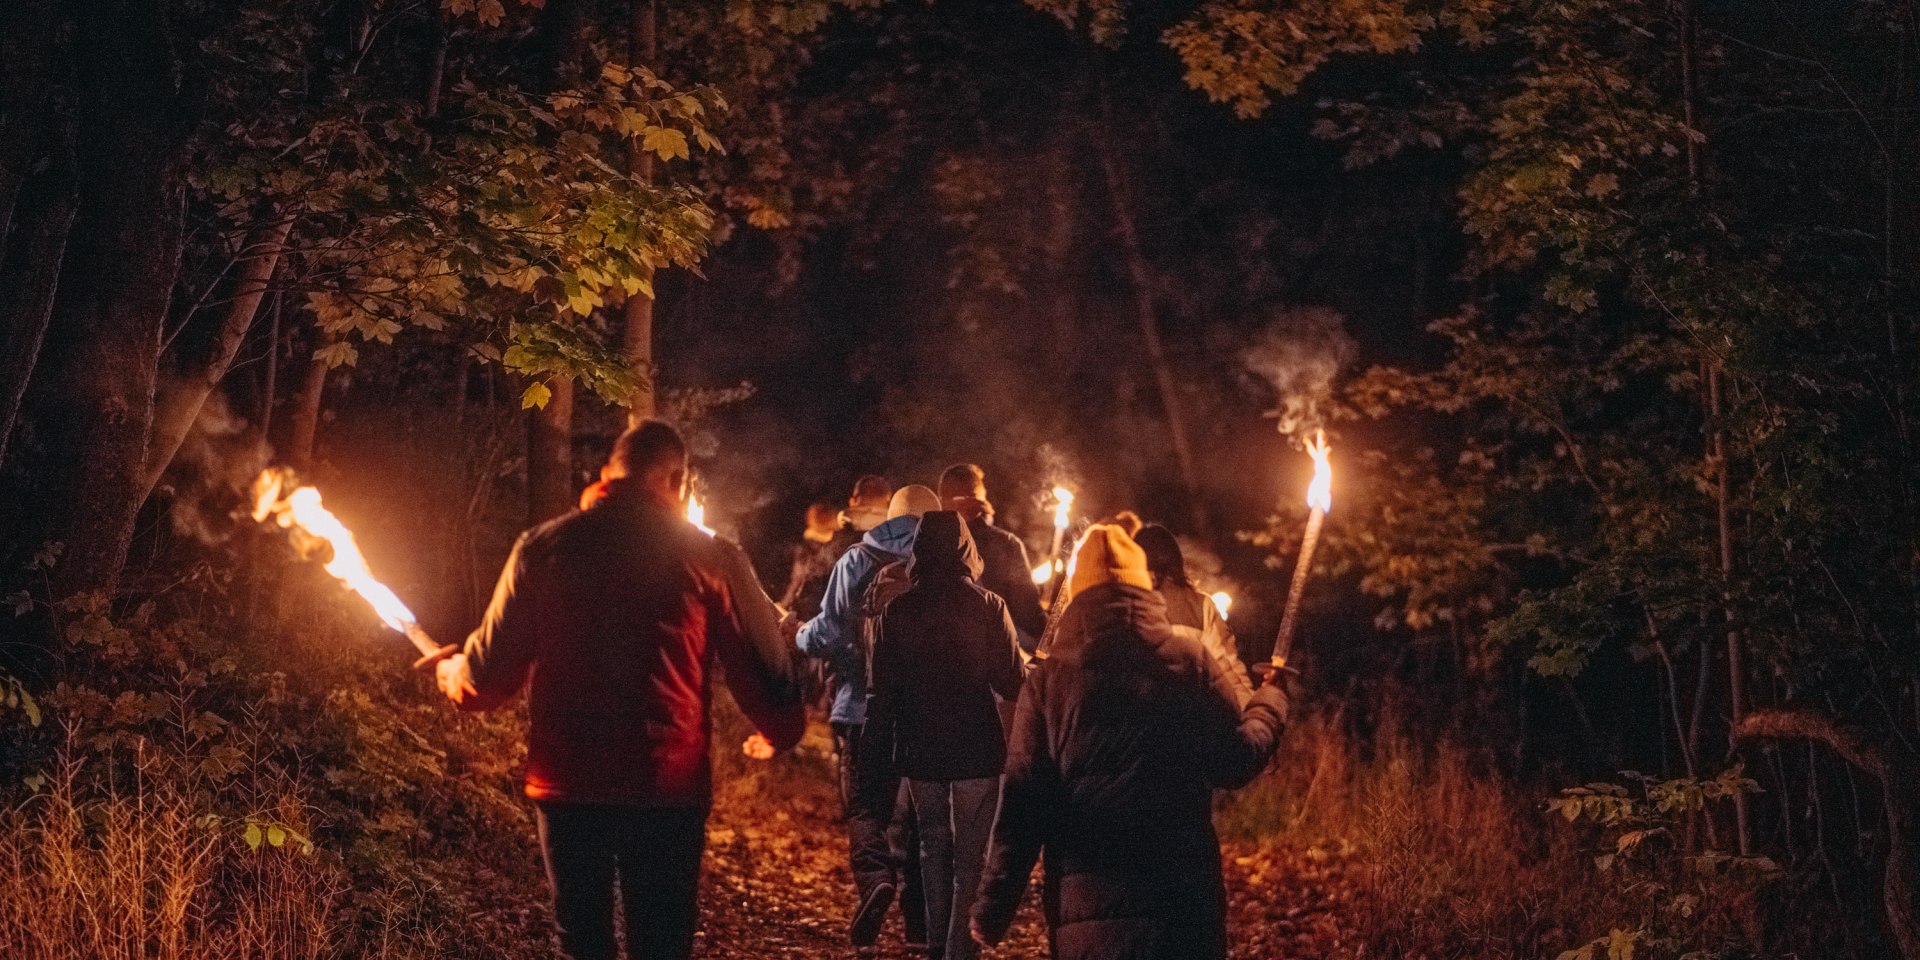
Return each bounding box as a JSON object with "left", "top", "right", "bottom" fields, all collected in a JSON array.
[{"left": 849, "top": 881, "right": 895, "bottom": 947}]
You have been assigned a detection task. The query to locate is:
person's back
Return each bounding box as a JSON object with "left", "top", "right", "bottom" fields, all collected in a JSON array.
[
  {"left": 937, "top": 463, "right": 1046, "bottom": 649},
  {"left": 495, "top": 492, "right": 796, "bottom": 803},
  {"left": 872, "top": 510, "right": 1021, "bottom": 960},
  {"left": 438, "top": 421, "right": 804, "bottom": 960},
  {"left": 973, "top": 525, "right": 1288, "bottom": 960}
]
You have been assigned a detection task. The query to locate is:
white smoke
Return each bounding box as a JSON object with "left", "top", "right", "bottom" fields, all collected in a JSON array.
[{"left": 1240, "top": 306, "right": 1356, "bottom": 439}]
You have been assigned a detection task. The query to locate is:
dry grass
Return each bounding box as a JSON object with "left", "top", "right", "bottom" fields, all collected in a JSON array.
[{"left": 0, "top": 752, "right": 343, "bottom": 960}]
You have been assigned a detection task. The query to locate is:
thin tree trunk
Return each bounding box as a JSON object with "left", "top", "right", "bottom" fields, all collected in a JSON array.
[
  {"left": 140, "top": 216, "right": 291, "bottom": 503},
  {"left": 0, "top": 136, "right": 77, "bottom": 471},
  {"left": 1711, "top": 363, "right": 1753, "bottom": 854},
  {"left": 256, "top": 289, "right": 280, "bottom": 438},
  {"left": 1089, "top": 100, "right": 1211, "bottom": 538},
  {"left": 622, "top": 0, "right": 658, "bottom": 425},
  {"left": 287, "top": 348, "right": 328, "bottom": 470}
]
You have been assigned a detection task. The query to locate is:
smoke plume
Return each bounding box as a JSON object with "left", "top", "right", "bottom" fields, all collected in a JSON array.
[{"left": 1239, "top": 306, "right": 1356, "bottom": 440}]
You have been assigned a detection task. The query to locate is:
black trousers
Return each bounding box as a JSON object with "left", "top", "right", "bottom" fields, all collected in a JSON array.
[
  {"left": 834, "top": 721, "right": 927, "bottom": 942},
  {"left": 535, "top": 802, "right": 708, "bottom": 960}
]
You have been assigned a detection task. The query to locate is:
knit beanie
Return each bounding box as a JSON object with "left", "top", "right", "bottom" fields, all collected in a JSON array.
[
  {"left": 1066, "top": 523, "right": 1153, "bottom": 600},
  {"left": 887, "top": 484, "right": 942, "bottom": 520}
]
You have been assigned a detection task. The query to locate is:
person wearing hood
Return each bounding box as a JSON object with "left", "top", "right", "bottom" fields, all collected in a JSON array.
[
  {"left": 1133, "top": 524, "right": 1254, "bottom": 710},
  {"left": 938, "top": 463, "right": 1047, "bottom": 651},
  {"left": 869, "top": 511, "right": 1023, "bottom": 960},
  {"left": 797, "top": 483, "right": 943, "bottom": 952},
  {"left": 971, "top": 525, "right": 1290, "bottom": 960}
]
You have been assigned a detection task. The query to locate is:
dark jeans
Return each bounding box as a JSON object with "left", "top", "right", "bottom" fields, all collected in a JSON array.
[
  {"left": 909, "top": 777, "right": 999, "bottom": 960},
  {"left": 535, "top": 802, "right": 707, "bottom": 960},
  {"left": 834, "top": 721, "right": 927, "bottom": 943}
]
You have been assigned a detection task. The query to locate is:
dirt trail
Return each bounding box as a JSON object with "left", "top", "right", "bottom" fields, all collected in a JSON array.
[{"left": 692, "top": 727, "right": 1355, "bottom": 959}]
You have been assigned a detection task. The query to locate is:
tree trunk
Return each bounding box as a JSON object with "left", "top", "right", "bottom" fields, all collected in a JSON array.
[
  {"left": 0, "top": 0, "right": 65, "bottom": 247},
  {"left": 1739, "top": 709, "right": 1919, "bottom": 960},
  {"left": 1090, "top": 117, "right": 1211, "bottom": 538},
  {"left": 0, "top": 132, "right": 77, "bottom": 472},
  {"left": 622, "top": 0, "right": 658, "bottom": 425},
  {"left": 140, "top": 215, "right": 291, "bottom": 503},
  {"left": 287, "top": 349, "right": 328, "bottom": 471},
  {"left": 24, "top": 0, "right": 191, "bottom": 598},
  {"left": 527, "top": 379, "right": 574, "bottom": 523}
]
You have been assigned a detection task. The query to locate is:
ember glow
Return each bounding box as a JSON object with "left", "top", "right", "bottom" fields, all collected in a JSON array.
[
  {"left": 252, "top": 468, "right": 416, "bottom": 632},
  {"left": 1211, "top": 591, "right": 1233, "bottom": 620}
]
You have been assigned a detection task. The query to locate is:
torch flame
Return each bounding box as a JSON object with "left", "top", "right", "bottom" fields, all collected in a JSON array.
[
  {"left": 1032, "top": 557, "right": 1063, "bottom": 585},
  {"left": 251, "top": 469, "right": 416, "bottom": 633},
  {"left": 1304, "top": 429, "right": 1333, "bottom": 514},
  {"left": 686, "top": 494, "right": 716, "bottom": 536},
  {"left": 1051, "top": 486, "right": 1075, "bottom": 531},
  {"left": 1211, "top": 591, "right": 1233, "bottom": 620}
]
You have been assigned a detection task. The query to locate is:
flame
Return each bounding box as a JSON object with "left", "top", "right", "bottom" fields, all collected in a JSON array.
[
  {"left": 1031, "top": 557, "right": 1063, "bottom": 585},
  {"left": 1304, "top": 429, "right": 1333, "bottom": 514},
  {"left": 251, "top": 469, "right": 416, "bottom": 632},
  {"left": 686, "top": 493, "right": 715, "bottom": 536},
  {"left": 1211, "top": 591, "right": 1233, "bottom": 620},
  {"left": 1051, "top": 486, "right": 1075, "bottom": 531}
]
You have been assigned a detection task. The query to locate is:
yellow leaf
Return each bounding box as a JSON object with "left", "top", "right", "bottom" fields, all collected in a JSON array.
[{"left": 521, "top": 383, "right": 552, "bottom": 409}]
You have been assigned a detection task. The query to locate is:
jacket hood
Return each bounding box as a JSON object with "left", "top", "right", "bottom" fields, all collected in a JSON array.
[
  {"left": 909, "top": 510, "right": 984, "bottom": 581},
  {"left": 1050, "top": 581, "right": 1175, "bottom": 664},
  {"left": 863, "top": 513, "right": 921, "bottom": 557}
]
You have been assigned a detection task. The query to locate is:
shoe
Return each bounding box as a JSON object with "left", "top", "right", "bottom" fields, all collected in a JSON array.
[{"left": 850, "top": 881, "right": 895, "bottom": 947}]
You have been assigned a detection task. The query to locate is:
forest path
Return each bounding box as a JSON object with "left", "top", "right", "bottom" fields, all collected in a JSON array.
[{"left": 692, "top": 723, "right": 1355, "bottom": 960}]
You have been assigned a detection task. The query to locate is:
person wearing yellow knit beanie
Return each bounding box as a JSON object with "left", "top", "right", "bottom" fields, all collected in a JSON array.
[{"left": 973, "top": 522, "right": 1291, "bottom": 960}]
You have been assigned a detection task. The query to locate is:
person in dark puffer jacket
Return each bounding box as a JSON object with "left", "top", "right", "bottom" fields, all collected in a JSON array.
[
  {"left": 870, "top": 510, "right": 1024, "bottom": 960},
  {"left": 971, "top": 524, "right": 1289, "bottom": 960}
]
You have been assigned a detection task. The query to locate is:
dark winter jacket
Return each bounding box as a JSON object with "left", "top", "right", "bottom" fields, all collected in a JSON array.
[
  {"left": 459, "top": 482, "right": 807, "bottom": 806},
  {"left": 972, "top": 581, "right": 1289, "bottom": 960},
  {"left": 965, "top": 515, "right": 1047, "bottom": 650},
  {"left": 869, "top": 511, "right": 1024, "bottom": 782}
]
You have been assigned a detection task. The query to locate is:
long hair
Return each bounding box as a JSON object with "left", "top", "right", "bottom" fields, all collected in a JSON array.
[{"left": 1132, "top": 524, "right": 1190, "bottom": 590}]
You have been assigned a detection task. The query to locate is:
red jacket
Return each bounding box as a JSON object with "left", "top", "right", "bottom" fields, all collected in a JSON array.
[{"left": 460, "top": 483, "right": 806, "bottom": 806}]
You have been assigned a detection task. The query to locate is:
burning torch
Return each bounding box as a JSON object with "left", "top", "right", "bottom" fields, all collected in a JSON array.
[
  {"left": 1269, "top": 429, "right": 1332, "bottom": 675},
  {"left": 251, "top": 468, "right": 459, "bottom": 672}
]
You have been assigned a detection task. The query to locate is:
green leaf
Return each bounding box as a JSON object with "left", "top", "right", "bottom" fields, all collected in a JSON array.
[{"left": 521, "top": 382, "right": 552, "bottom": 410}]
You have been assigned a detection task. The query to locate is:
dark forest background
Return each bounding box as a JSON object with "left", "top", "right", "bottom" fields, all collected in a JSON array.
[{"left": 2, "top": 1, "right": 1917, "bottom": 958}]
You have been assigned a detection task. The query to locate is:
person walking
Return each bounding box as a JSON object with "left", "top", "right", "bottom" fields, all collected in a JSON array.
[
  {"left": 798, "top": 484, "right": 943, "bottom": 952},
  {"left": 937, "top": 463, "right": 1046, "bottom": 650},
  {"left": 868, "top": 510, "right": 1024, "bottom": 960},
  {"left": 433, "top": 420, "right": 806, "bottom": 960},
  {"left": 971, "top": 524, "right": 1290, "bottom": 960},
  {"left": 781, "top": 500, "right": 845, "bottom": 623},
  {"left": 1133, "top": 523, "right": 1254, "bottom": 709}
]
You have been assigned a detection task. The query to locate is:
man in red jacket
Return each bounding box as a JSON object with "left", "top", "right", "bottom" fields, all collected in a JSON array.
[{"left": 436, "top": 419, "right": 805, "bottom": 960}]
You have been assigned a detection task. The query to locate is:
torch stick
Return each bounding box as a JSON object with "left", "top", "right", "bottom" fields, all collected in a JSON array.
[
  {"left": 1269, "top": 429, "right": 1332, "bottom": 676},
  {"left": 404, "top": 622, "right": 460, "bottom": 673},
  {"left": 1269, "top": 507, "right": 1323, "bottom": 672}
]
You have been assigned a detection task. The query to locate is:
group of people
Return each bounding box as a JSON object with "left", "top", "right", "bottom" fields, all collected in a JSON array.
[{"left": 433, "top": 420, "right": 1293, "bottom": 960}]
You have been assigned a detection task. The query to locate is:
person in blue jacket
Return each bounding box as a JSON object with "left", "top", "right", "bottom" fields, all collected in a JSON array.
[{"left": 797, "top": 483, "right": 941, "bottom": 953}]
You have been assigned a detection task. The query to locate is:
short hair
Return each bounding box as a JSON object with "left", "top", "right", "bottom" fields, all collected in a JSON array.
[
  {"left": 1133, "top": 524, "right": 1189, "bottom": 589},
  {"left": 609, "top": 420, "right": 687, "bottom": 476},
  {"left": 851, "top": 474, "right": 893, "bottom": 505},
  {"left": 937, "top": 463, "right": 986, "bottom": 501}
]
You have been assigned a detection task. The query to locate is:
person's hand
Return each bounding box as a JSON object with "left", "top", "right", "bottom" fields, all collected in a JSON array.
[
  {"left": 436, "top": 653, "right": 476, "bottom": 704},
  {"left": 741, "top": 733, "right": 775, "bottom": 761}
]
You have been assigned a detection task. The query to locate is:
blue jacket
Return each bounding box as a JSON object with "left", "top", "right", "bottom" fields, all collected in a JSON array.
[{"left": 796, "top": 514, "right": 919, "bottom": 724}]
